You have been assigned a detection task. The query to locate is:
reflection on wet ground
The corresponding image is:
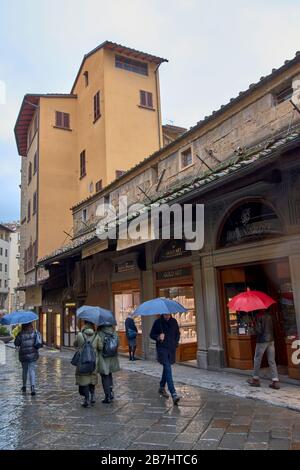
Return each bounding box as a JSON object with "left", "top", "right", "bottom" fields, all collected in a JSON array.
[{"left": 1, "top": 347, "right": 300, "bottom": 450}]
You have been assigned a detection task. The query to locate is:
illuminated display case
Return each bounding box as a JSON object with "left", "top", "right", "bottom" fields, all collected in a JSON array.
[
  {"left": 114, "top": 291, "right": 141, "bottom": 332},
  {"left": 158, "top": 286, "right": 197, "bottom": 344}
]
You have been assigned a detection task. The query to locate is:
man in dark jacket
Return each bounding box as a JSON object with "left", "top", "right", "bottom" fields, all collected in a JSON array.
[
  {"left": 247, "top": 310, "right": 280, "bottom": 389},
  {"left": 150, "top": 314, "right": 180, "bottom": 405}
]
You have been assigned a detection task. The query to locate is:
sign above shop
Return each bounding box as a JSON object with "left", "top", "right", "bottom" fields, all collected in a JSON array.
[
  {"left": 219, "top": 201, "right": 283, "bottom": 247},
  {"left": 156, "top": 267, "right": 192, "bottom": 281},
  {"left": 115, "top": 260, "right": 136, "bottom": 273},
  {"left": 156, "top": 240, "right": 191, "bottom": 263}
]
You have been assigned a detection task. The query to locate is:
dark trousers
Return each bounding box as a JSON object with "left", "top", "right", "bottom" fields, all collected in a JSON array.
[
  {"left": 160, "top": 360, "right": 176, "bottom": 396},
  {"left": 78, "top": 384, "right": 95, "bottom": 400},
  {"left": 129, "top": 345, "right": 136, "bottom": 359},
  {"left": 101, "top": 373, "right": 113, "bottom": 396}
]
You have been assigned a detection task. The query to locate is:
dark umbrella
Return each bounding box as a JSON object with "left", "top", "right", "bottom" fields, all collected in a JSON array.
[
  {"left": 76, "top": 305, "right": 116, "bottom": 326},
  {"left": 0, "top": 310, "right": 38, "bottom": 325}
]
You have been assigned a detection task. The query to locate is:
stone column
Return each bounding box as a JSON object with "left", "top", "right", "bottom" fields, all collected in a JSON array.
[
  {"left": 141, "top": 269, "right": 156, "bottom": 359},
  {"left": 202, "top": 256, "right": 225, "bottom": 369},
  {"left": 289, "top": 254, "right": 300, "bottom": 338},
  {"left": 192, "top": 257, "right": 208, "bottom": 369}
]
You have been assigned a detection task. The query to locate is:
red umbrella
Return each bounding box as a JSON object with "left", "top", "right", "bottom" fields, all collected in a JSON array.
[{"left": 227, "top": 288, "right": 276, "bottom": 312}]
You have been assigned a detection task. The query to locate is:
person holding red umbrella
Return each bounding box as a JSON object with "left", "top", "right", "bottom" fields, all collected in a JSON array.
[
  {"left": 247, "top": 309, "right": 280, "bottom": 389},
  {"left": 228, "top": 288, "right": 280, "bottom": 390}
]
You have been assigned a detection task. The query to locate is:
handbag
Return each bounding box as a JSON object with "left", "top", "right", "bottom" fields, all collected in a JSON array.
[{"left": 71, "top": 350, "right": 81, "bottom": 366}]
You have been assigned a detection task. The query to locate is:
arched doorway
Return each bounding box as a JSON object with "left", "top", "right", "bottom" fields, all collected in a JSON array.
[{"left": 217, "top": 200, "right": 298, "bottom": 377}]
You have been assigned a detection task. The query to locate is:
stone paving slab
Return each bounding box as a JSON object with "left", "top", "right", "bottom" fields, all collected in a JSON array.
[
  {"left": 120, "top": 355, "right": 300, "bottom": 412},
  {"left": 1, "top": 346, "right": 300, "bottom": 450}
]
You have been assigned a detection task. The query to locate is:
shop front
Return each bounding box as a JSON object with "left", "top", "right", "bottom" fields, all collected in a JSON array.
[
  {"left": 154, "top": 240, "right": 197, "bottom": 362},
  {"left": 41, "top": 288, "right": 64, "bottom": 348},
  {"left": 63, "top": 302, "right": 80, "bottom": 347},
  {"left": 216, "top": 199, "right": 300, "bottom": 379},
  {"left": 111, "top": 254, "right": 143, "bottom": 357}
]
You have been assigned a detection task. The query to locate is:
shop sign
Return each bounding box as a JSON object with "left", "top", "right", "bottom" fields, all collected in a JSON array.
[
  {"left": 156, "top": 267, "right": 192, "bottom": 281},
  {"left": 220, "top": 202, "right": 283, "bottom": 247},
  {"left": 115, "top": 260, "right": 136, "bottom": 273},
  {"left": 225, "top": 220, "right": 282, "bottom": 244},
  {"left": 157, "top": 240, "right": 191, "bottom": 262}
]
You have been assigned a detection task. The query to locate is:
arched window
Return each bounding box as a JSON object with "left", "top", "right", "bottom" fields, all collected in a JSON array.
[{"left": 218, "top": 200, "right": 282, "bottom": 248}]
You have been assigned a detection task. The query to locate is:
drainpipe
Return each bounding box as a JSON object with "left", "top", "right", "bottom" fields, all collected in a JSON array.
[{"left": 154, "top": 63, "right": 162, "bottom": 149}]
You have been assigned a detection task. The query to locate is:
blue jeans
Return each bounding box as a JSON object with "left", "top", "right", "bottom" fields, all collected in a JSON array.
[
  {"left": 22, "top": 361, "right": 36, "bottom": 387},
  {"left": 160, "top": 361, "right": 176, "bottom": 396}
]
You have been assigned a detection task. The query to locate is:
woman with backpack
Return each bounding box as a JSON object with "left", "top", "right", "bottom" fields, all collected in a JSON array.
[
  {"left": 125, "top": 313, "right": 138, "bottom": 361},
  {"left": 14, "top": 322, "right": 41, "bottom": 396},
  {"left": 74, "top": 321, "right": 100, "bottom": 408},
  {"left": 97, "top": 324, "right": 120, "bottom": 404}
]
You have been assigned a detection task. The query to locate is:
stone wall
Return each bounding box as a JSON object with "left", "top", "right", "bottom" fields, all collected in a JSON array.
[{"left": 72, "top": 74, "right": 300, "bottom": 237}]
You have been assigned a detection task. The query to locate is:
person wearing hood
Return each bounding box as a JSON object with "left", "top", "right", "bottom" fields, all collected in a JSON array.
[
  {"left": 97, "top": 324, "right": 120, "bottom": 404},
  {"left": 74, "top": 321, "right": 100, "bottom": 408},
  {"left": 150, "top": 314, "right": 181, "bottom": 405}
]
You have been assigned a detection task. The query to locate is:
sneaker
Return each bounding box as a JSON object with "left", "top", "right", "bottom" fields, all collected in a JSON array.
[
  {"left": 269, "top": 381, "right": 280, "bottom": 390},
  {"left": 21, "top": 386, "right": 26, "bottom": 394},
  {"left": 30, "top": 386, "right": 36, "bottom": 396},
  {"left": 247, "top": 378, "right": 260, "bottom": 387},
  {"left": 158, "top": 387, "right": 170, "bottom": 399},
  {"left": 172, "top": 394, "right": 180, "bottom": 405}
]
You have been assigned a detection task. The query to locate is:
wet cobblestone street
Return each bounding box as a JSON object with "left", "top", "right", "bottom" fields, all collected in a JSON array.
[{"left": 1, "top": 347, "right": 300, "bottom": 450}]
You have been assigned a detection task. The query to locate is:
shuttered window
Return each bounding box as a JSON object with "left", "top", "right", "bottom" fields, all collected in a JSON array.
[
  {"left": 33, "top": 152, "right": 38, "bottom": 174},
  {"left": 33, "top": 191, "right": 37, "bottom": 215},
  {"left": 55, "top": 111, "right": 70, "bottom": 129},
  {"left": 28, "top": 162, "right": 32, "bottom": 185},
  {"left": 95, "top": 180, "right": 102, "bottom": 192},
  {"left": 115, "top": 55, "right": 148, "bottom": 76},
  {"left": 94, "top": 91, "right": 100, "bottom": 121},
  {"left": 27, "top": 200, "right": 31, "bottom": 222},
  {"left": 80, "top": 150, "right": 86, "bottom": 178},
  {"left": 140, "top": 90, "right": 153, "bottom": 108}
]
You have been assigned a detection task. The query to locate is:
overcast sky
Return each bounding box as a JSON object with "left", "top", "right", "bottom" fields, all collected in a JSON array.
[{"left": 1, "top": 0, "right": 300, "bottom": 221}]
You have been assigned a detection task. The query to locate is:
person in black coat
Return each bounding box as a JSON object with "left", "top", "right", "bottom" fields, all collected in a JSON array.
[
  {"left": 14, "top": 322, "right": 40, "bottom": 396},
  {"left": 125, "top": 313, "right": 138, "bottom": 361},
  {"left": 150, "top": 314, "right": 180, "bottom": 405}
]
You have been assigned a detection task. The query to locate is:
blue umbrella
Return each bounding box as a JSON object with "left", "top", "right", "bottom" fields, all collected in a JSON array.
[
  {"left": 76, "top": 305, "right": 116, "bottom": 326},
  {"left": 0, "top": 310, "right": 38, "bottom": 325},
  {"left": 133, "top": 297, "right": 187, "bottom": 316}
]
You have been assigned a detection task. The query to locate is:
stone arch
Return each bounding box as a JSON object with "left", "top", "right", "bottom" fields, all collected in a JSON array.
[{"left": 216, "top": 197, "right": 284, "bottom": 249}]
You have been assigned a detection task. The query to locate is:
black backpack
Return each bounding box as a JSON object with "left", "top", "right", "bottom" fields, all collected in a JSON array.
[
  {"left": 77, "top": 333, "right": 96, "bottom": 374},
  {"left": 102, "top": 332, "right": 118, "bottom": 358}
]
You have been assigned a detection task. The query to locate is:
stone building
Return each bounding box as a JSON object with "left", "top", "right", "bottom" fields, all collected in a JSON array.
[{"left": 38, "top": 51, "right": 300, "bottom": 380}]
